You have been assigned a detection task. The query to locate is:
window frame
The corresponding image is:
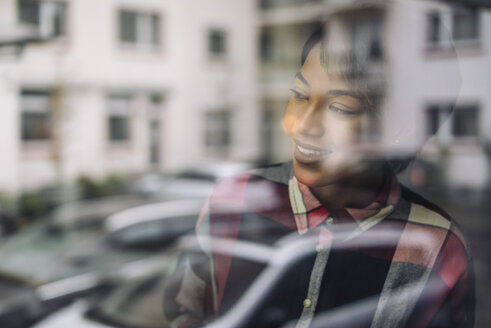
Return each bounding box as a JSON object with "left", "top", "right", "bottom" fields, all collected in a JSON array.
[
  {"left": 424, "top": 102, "right": 480, "bottom": 143},
  {"left": 204, "top": 110, "right": 232, "bottom": 155},
  {"left": 452, "top": 105, "right": 479, "bottom": 138},
  {"left": 425, "top": 7, "right": 480, "bottom": 50},
  {"left": 207, "top": 28, "right": 227, "bottom": 60},
  {"left": 117, "top": 8, "right": 161, "bottom": 51},
  {"left": 18, "top": 0, "right": 68, "bottom": 39},
  {"left": 20, "top": 89, "right": 53, "bottom": 142},
  {"left": 107, "top": 94, "right": 132, "bottom": 143}
]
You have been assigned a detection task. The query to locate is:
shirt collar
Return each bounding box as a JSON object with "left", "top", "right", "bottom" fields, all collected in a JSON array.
[{"left": 288, "top": 172, "right": 401, "bottom": 235}]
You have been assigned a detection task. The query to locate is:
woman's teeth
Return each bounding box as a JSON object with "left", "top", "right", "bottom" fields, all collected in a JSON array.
[{"left": 297, "top": 145, "right": 329, "bottom": 156}]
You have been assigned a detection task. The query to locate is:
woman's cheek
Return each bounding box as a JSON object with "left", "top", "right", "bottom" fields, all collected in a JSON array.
[
  {"left": 282, "top": 109, "right": 297, "bottom": 134},
  {"left": 331, "top": 118, "right": 364, "bottom": 146}
]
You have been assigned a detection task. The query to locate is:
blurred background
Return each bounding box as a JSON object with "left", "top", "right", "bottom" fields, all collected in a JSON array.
[{"left": 0, "top": 0, "right": 490, "bottom": 327}]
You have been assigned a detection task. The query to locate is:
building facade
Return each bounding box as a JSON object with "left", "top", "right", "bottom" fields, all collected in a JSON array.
[{"left": 0, "top": 0, "right": 260, "bottom": 193}]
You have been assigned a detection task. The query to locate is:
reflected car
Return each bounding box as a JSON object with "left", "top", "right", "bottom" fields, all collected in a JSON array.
[
  {"left": 34, "top": 270, "right": 175, "bottom": 328},
  {"left": 33, "top": 210, "right": 456, "bottom": 328},
  {"left": 131, "top": 161, "right": 254, "bottom": 200},
  {"left": 0, "top": 198, "right": 204, "bottom": 328},
  {"left": 33, "top": 226, "right": 406, "bottom": 328}
]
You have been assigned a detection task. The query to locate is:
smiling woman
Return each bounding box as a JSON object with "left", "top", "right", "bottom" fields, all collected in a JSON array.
[
  {"left": 284, "top": 29, "right": 386, "bottom": 209},
  {"left": 163, "top": 21, "right": 474, "bottom": 328}
]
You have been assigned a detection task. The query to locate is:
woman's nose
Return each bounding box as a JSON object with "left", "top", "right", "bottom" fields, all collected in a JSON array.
[{"left": 298, "top": 100, "right": 325, "bottom": 138}]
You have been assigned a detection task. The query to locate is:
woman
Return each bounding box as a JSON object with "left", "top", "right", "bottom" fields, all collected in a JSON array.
[{"left": 164, "top": 27, "right": 474, "bottom": 328}]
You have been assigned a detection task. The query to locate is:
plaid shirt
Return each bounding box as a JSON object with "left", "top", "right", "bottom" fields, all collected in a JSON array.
[{"left": 164, "top": 162, "right": 474, "bottom": 328}]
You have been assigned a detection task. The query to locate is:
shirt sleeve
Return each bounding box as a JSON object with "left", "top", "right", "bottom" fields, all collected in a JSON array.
[
  {"left": 163, "top": 199, "right": 218, "bottom": 328},
  {"left": 408, "top": 228, "right": 475, "bottom": 328},
  {"left": 430, "top": 230, "right": 475, "bottom": 328}
]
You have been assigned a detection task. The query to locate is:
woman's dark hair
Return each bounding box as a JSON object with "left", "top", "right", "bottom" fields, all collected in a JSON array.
[
  {"left": 301, "top": 27, "right": 324, "bottom": 66},
  {"left": 300, "top": 26, "right": 384, "bottom": 118}
]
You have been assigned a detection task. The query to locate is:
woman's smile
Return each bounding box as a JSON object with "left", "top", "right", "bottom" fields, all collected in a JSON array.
[{"left": 293, "top": 138, "right": 332, "bottom": 164}]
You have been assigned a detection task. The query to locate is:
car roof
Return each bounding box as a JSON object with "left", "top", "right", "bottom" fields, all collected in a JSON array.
[
  {"left": 51, "top": 195, "right": 149, "bottom": 227},
  {"left": 105, "top": 199, "right": 205, "bottom": 233}
]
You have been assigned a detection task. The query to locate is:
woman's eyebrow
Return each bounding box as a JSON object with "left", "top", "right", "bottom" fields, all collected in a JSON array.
[
  {"left": 295, "top": 72, "right": 309, "bottom": 87},
  {"left": 326, "top": 89, "right": 361, "bottom": 100}
]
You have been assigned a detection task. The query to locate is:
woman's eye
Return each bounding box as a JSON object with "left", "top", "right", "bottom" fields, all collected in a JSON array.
[
  {"left": 289, "top": 88, "right": 309, "bottom": 101},
  {"left": 328, "top": 103, "right": 361, "bottom": 116}
]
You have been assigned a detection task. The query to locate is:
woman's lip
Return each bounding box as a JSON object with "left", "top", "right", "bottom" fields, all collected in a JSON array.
[
  {"left": 293, "top": 139, "right": 331, "bottom": 164},
  {"left": 294, "top": 139, "right": 331, "bottom": 152}
]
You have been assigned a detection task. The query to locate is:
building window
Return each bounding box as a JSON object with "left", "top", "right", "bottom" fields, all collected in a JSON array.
[
  {"left": 107, "top": 95, "right": 131, "bottom": 142},
  {"left": 427, "top": 12, "right": 443, "bottom": 45},
  {"left": 20, "top": 90, "right": 52, "bottom": 141},
  {"left": 259, "top": 0, "right": 321, "bottom": 10},
  {"left": 351, "top": 15, "right": 383, "bottom": 61},
  {"left": 452, "top": 106, "right": 478, "bottom": 137},
  {"left": 426, "top": 106, "right": 443, "bottom": 137},
  {"left": 425, "top": 104, "right": 478, "bottom": 141},
  {"left": 426, "top": 8, "right": 479, "bottom": 48},
  {"left": 18, "top": 0, "right": 67, "bottom": 38},
  {"left": 208, "top": 29, "right": 227, "bottom": 58},
  {"left": 453, "top": 9, "right": 479, "bottom": 41},
  {"left": 118, "top": 10, "right": 160, "bottom": 50},
  {"left": 204, "top": 111, "right": 230, "bottom": 154},
  {"left": 147, "top": 95, "right": 162, "bottom": 165}
]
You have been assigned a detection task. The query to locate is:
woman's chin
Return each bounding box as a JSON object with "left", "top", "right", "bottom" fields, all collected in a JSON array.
[
  {"left": 292, "top": 159, "right": 368, "bottom": 188},
  {"left": 293, "top": 162, "right": 337, "bottom": 187}
]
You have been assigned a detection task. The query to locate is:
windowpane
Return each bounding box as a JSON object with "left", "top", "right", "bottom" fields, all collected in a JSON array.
[
  {"left": 119, "top": 11, "right": 137, "bottom": 43},
  {"left": 259, "top": 0, "right": 321, "bottom": 10},
  {"left": 18, "top": 0, "right": 40, "bottom": 25},
  {"left": 20, "top": 90, "right": 52, "bottom": 141},
  {"left": 209, "top": 29, "right": 226, "bottom": 57},
  {"left": 109, "top": 117, "right": 130, "bottom": 141},
  {"left": 150, "top": 14, "right": 160, "bottom": 45},
  {"left": 18, "top": 1, "right": 67, "bottom": 37},
  {"left": 118, "top": 10, "right": 160, "bottom": 48},
  {"left": 426, "top": 107, "right": 440, "bottom": 136},
  {"left": 51, "top": 2, "right": 66, "bottom": 37},
  {"left": 22, "top": 113, "right": 51, "bottom": 140},
  {"left": 108, "top": 96, "right": 131, "bottom": 142},
  {"left": 453, "top": 10, "right": 478, "bottom": 40},
  {"left": 205, "top": 111, "right": 230, "bottom": 151},
  {"left": 260, "top": 29, "right": 275, "bottom": 62},
  {"left": 427, "top": 12, "right": 440, "bottom": 43},
  {"left": 351, "top": 16, "right": 383, "bottom": 61},
  {"left": 452, "top": 106, "right": 478, "bottom": 137}
]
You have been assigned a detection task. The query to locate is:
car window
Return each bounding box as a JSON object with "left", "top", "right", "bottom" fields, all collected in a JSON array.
[
  {"left": 175, "top": 171, "right": 216, "bottom": 182},
  {"left": 108, "top": 215, "right": 197, "bottom": 249}
]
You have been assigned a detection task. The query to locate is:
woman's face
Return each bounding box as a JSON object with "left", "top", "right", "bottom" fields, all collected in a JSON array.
[{"left": 283, "top": 43, "right": 374, "bottom": 187}]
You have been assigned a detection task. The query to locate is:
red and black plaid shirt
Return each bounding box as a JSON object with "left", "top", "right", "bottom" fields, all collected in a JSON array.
[{"left": 164, "top": 162, "right": 474, "bottom": 328}]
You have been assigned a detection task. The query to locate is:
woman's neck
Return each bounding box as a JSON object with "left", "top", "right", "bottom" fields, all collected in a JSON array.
[{"left": 311, "top": 163, "right": 386, "bottom": 210}]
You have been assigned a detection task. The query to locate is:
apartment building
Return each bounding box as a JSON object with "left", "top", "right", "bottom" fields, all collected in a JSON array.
[
  {"left": 0, "top": 0, "right": 259, "bottom": 193},
  {"left": 257, "top": 0, "right": 491, "bottom": 189}
]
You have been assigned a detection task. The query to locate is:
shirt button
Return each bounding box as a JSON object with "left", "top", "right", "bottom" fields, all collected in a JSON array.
[
  {"left": 325, "top": 217, "right": 334, "bottom": 226},
  {"left": 303, "top": 299, "right": 312, "bottom": 308},
  {"left": 316, "top": 244, "right": 323, "bottom": 252}
]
